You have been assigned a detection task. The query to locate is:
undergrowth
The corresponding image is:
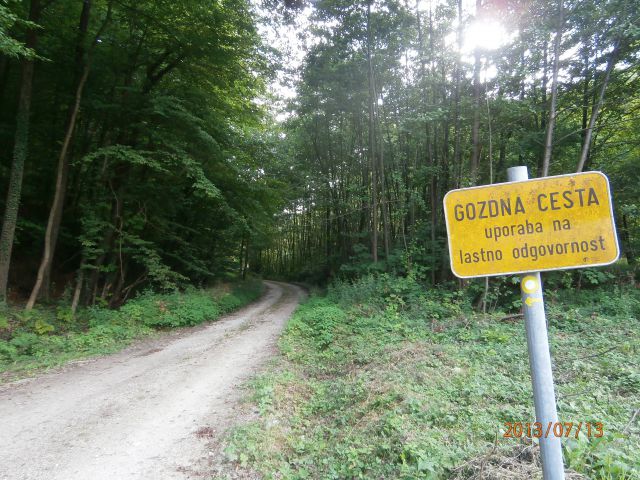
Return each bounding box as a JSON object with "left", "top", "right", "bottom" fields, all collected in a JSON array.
[
  {"left": 224, "top": 274, "right": 640, "bottom": 479},
  {"left": 0, "top": 278, "right": 263, "bottom": 379}
]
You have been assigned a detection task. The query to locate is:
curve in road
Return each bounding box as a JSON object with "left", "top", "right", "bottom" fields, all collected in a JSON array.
[{"left": 0, "top": 281, "right": 303, "bottom": 480}]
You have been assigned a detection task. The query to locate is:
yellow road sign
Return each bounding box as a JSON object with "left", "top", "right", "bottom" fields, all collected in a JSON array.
[{"left": 443, "top": 172, "right": 619, "bottom": 278}]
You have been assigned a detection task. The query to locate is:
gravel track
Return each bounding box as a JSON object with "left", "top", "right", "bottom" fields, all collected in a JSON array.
[{"left": 0, "top": 281, "right": 303, "bottom": 480}]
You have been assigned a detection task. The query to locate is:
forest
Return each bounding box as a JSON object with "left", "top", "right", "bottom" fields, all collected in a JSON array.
[
  {"left": 0, "top": 0, "right": 638, "bottom": 304},
  {"left": 258, "top": 0, "right": 639, "bottom": 286},
  {"left": 1, "top": 0, "right": 639, "bottom": 477},
  {"left": 1, "top": 0, "right": 283, "bottom": 310}
]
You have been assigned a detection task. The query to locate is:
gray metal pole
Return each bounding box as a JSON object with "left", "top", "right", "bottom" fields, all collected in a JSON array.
[{"left": 507, "top": 166, "right": 565, "bottom": 480}]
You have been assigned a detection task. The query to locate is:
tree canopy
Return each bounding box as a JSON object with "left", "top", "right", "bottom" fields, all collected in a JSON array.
[
  {"left": 0, "top": 0, "right": 638, "bottom": 306},
  {"left": 254, "top": 0, "right": 640, "bottom": 284},
  {"left": 0, "top": 0, "right": 284, "bottom": 307}
]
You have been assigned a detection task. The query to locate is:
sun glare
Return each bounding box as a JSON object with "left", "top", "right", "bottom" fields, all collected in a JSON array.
[{"left": 463, "top": 20, "right": 510, "bottom": 53}]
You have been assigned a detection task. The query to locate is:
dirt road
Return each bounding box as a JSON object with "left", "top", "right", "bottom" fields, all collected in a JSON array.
[{"left": 0, "top": 281, "right": 303, "bottom": 480}]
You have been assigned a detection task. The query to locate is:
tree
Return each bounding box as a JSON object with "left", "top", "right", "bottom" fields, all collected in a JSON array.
[
  {"left": 0, "top": 0, "right": 282, "bottom": 307},
  {"left": 258, "top": 0, "right": 640, "bottom": 288},
  {"left": 541, "top": 0, "right": 562, "bottom": 177},
  {"left": 27, "top": 0, "right": 112, "bottom": 309},
  {"left": 0, "top": 0, "right": 42, "bottom": 303}
]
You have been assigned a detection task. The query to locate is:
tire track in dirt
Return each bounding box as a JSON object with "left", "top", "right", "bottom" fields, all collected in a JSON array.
[{"left": 0, "top": 281, "right": 303, "bottom": 480}]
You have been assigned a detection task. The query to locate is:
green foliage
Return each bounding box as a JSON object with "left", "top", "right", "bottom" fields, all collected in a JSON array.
[
  {"left": 226, "top": 276, "right": 640, "bottom": 479},
  {"left": 257, "top": 0, "right": 640, "bottom": 289},
  {"left": 0, "top": 1, "right": 37, "bottom": 58},
  {"left": 116, "top": 283, "right": 264, "bottom": 328},
  {"left": 55, "top": 306, "right": 74, "bottom": 324},
  {"left": 0, "top": 0, "right": 282, "bottom": 307},
  {"left": 286, "top": 297, "right": 347, "bottom": 349},
  {"left": 217, "top": 279, "right": 264, "bottom": 312},
  {"left": 33, "top": 318, "right": 54, "bottom": 335},
  {"left": 0, "top": 280, "right": 263, "bottom": 377},
  {"left": 328, "top": 274, "right": 466, "bottom": 322}
]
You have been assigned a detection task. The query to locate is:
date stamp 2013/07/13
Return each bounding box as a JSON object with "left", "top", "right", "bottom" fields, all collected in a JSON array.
[{"left": 503, "top": 422, "right": 603, "bottom": 439}]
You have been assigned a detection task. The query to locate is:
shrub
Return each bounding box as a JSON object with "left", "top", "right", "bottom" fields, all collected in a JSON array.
[
  {"left": 33, "top": 318, "right": 55, "bottom": 335},
  {"left": 0, "top": 341, "right": 17, "bottom": 361},
  {"left": 0, "top": 279, "right": 264, "bottom": 374},
  {"left": 293, "top": 298, "right": 347, "bottom": 349},
  {"left": 9, "top": 333, "right": 41, "bottom": 356}
]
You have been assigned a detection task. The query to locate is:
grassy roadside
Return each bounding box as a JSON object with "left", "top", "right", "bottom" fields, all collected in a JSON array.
[
  {"left": 0, "top": 278, "right": 263, "bottom": 381},
  {"left": 223, "top": 275, "right": 640, "bottom": 479}
]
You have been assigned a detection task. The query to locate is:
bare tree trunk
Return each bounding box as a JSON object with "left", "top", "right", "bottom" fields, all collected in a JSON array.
[
  {"left": 238, "top": 236, "right": 245, "bottom": 276},
  {"left": 429, "top": 5, "right": 439, "bottom": 284},
  {"left": 470, "top": 45, "right": 481, "bottom": 184},
  {"left": 453, "top": 0, "right": 463, "bottom": 188},
  {"left": 71, "top": 263, "right": 85, "bottom": 315},
  {"left": 0, "top": 56, "right": 11, "bottom": 103},
  {"left": 482, "top": 93, "right": 494, "bottom": 313},
  {"left": 0, "top": 0, "right": 41, "bottom": 303},
  {"left": 429, "top": 135, "right": 437, "bottom": 285},
  {"left": 576, "top": 39, "right": 620, "bottom": 173},
  {"left": 366, "top": 0, "right": 378, "bottom": 263},
  {"left": 541, "top": 1, "right": 562, "bottom": 177},
  {"left": 27, "top": 0, "right": 112, "bottom": 309},
  {"left": 243, "top": 238, "right": 250, "bottom": 279},
  {"left": 538, "top": 42, "right": 548, "bottom": 176},
  {"left": 469, "top": 0, "right": 483, "bottom": 184},
  {"left": 108, "top": 259, "right": 128, "bottom": 308},
  {"left": 377, "top": 92, "right": 391, "bottom": 261},
  {"left": 580, "top": 45, "right": 591, "bottom": 151},
  {"left": 40, "top": 0, "right": 93, "bottom": 300}
]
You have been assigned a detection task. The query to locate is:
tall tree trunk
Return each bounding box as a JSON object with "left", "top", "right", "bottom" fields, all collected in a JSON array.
[
  {"left": 481, "top": 93, "right": 494, "bottom": 313},
  {"left": 366, "top": 0, "right": 378, "bottom": 263},
  {"left": 429, "top": 5, "right": 439, "bottom": 284},
  {"left": 538, "top": 42, "right": 548, "bottom": 176},
  {"left": 358, "top": 128, "right": 369, "bottom": 238},
  {"left": 108, "top": 259, "right": 128, "bottom": 308},
  {"left": 27, "top": 0, "right": 112, "bottom": 309},
  {"left": 541, "top": 1, "right": 562, "bottom": 177},
  {"left": 469, "top": 0, "right": 483, "bottom": 184},
  {"left": 452, "top": 0, "right": 462, "bottom": 188},
  {"left": 41, "top": 0, "right": 94, "bottom": 299},
  {"left": 377, "top": 92, "right": 391, "bottom": 261},
  {"left": 580, "top": 45, "right": 591, "bottom": 152},
  {"left": 576, "top": 39, "right": 620, "bottom": 173},
  {"left": 70, "top": 262, "right": 85, "bottom": 315},
  {"left": 238, "top": 236, "right": 245, "bottom": 276},
  {"left": 518, "top": 49, "right": 526, "bottom": 166},
  {"left": 0, "top": 0, "right": 41, "bottom": 303},
  {"left": 243, "top": 237, "right": 250, "bottom": 279},
  {"left": 470, "top": 47, "right": 481, "bottom": 184},
  {"left": 497, "top": 132, "right": 507, "bottom": 173}
]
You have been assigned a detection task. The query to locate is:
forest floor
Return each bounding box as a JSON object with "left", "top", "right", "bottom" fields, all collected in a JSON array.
[{"left": 0, "top": 281, "right": 304, "bottom": 480}]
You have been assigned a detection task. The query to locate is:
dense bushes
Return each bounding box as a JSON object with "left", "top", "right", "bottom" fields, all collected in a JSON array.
[
  {"left": 285, "top": 298, "right": 348, "bottom": 350},
  {"left": 0, "top": 279, "right": 263, "bottom": 375},
  {"left": 329, "top": 274, "right": 466, "bottom": 321}
]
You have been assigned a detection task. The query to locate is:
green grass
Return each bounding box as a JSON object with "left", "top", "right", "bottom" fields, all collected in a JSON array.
[
  {"left": 224, "top": 275, "right": 640, "bottom": 479},
  {"left": 0, "top": 278, "right": 263, "bottom": 380}
]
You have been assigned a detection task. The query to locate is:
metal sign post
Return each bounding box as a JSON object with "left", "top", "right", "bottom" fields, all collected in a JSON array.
[{"left": 508, "top": 166, "right": 564, "bottom": 480}]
